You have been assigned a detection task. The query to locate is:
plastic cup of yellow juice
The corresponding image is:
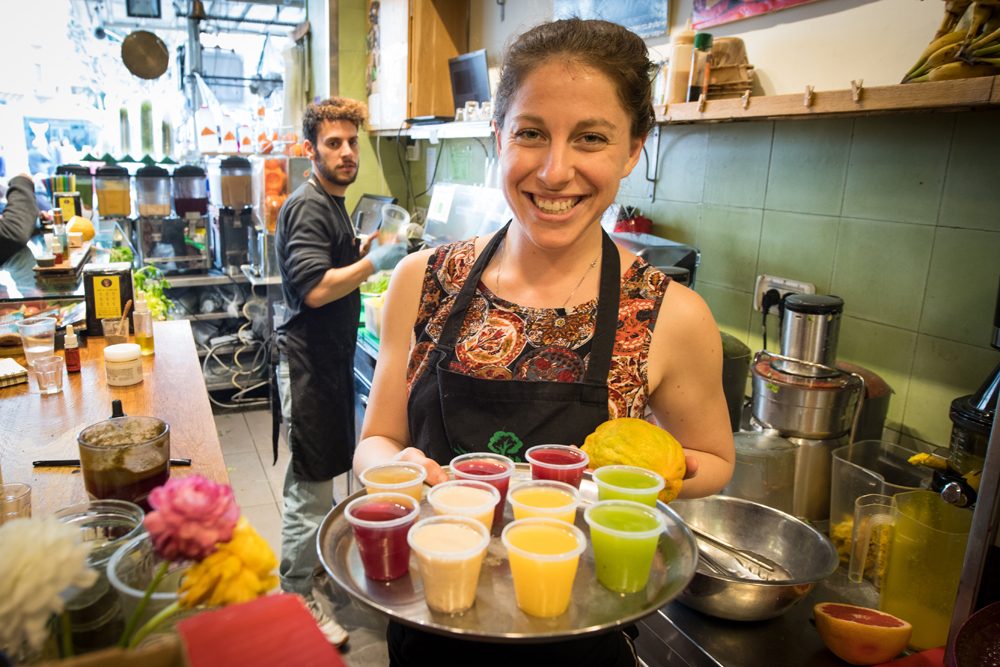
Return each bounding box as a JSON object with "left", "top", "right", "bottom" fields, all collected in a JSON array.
[
  {"left": 426, "top": 480, "right": 501, "bottom": 532},
  {"left": 584, "top": 500, "right": 665, "bottom": 594},
  {"left": 508, "top": 480, "right": 580, "bottom": 524},
  {"left": 360, "top": 462, "right": 427, "bottom": 501},
  {"left": 408, "top": 515, "right": 491, "bottom": 614},
  {"left": 592, "top": 466, "right": 665, "bottom": 507},
  {"left": 501, "top": 518, "right": 586, "bottom": 617}
]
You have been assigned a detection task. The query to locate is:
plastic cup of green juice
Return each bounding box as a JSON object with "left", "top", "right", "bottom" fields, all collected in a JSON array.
[
  {"left": 592, "top": 466, "right": 665, "bottom": 507},
  {"left": 583, "top": 500, "right": 665, "bottom": 594}
]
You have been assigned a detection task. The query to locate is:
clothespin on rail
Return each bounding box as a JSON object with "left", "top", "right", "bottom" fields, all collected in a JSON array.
[
  {"left": 803, "top": 85, "right": 814, "bottom": 108},
  {"left": 851, "top": 79, "right": 864, "bottom": 103},
  {"left": 741, "top": 90, "right": 752, "bottom": 110},
  {"left": 697, "top": 93, "right": 707, "bottom": 112}
]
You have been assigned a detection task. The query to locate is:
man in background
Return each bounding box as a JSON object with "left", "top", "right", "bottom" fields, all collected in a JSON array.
[
  {"left": 0, "top": 174, "right": 39, "bottom": 264},
  {"left": 274, "top": 97, "right": 405, "bottom": 645}
]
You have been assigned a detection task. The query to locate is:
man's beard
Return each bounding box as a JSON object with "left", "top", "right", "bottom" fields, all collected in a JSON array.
[{"left": 315, "top": 157, "right": 358, "bottom": 187}]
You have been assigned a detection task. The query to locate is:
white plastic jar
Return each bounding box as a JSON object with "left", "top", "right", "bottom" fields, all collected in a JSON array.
[{"left": 104, "top": 343, "right": 143, "bottom": 387}]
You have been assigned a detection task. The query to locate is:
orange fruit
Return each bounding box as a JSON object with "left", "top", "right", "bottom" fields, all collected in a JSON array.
[
  {"left": 814, "top": 602, "right": 912, "bottom": 665},
  {"left": 581, "top": 418, "right": 686, "bottom": 503}
]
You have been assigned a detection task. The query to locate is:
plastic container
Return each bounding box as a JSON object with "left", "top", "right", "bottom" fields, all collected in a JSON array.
[
  {"left": 218, "top": 156, "right": 253, "bottom": 209},
  {"left": 665, "top": 22, "right": 696, "bottom": 105},
  {"left": 95, "top": 165, "right": 132, "bottom": 218},
  {"left": 56, "top": 164, "right": 94, "bottom": 212},
  {"left": 77, "top": 415, "right": 169, "bottom": 509},
  {"left": 173, "top": 164, "right": 209, "bottom": 218},
  {"left": 133, "top": 294, "right": 154, "bottom": 356},
  {"left": 103, "top": 343, "right": 143, "bottom": 387},
  {"left": 723, "top": 431, "right": 797, "bottom": 514},
  {"left": 135, "top": 165, "right": 171, "bottom": 217}
]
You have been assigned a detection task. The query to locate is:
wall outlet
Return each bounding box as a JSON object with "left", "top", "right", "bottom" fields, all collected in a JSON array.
[
  {"left": 753, "top": 274, "right": 816, "bottom": 313},
  {"left": 405, "top": 141, "right": 420, "bottom": 162}
]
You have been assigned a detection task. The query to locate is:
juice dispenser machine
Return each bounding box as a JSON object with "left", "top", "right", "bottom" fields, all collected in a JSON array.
[
  {"left": 94, "top": 165, "right": 132, "bottom": 248},
  {"left": 134, "top": 165, "right": 210, "bottom": 274},
  {"left": 208, "top": 156, "right": 252, "bottom": 275},
  {"left": 247, "top": 155, "right": 287, "bottom": 278}
]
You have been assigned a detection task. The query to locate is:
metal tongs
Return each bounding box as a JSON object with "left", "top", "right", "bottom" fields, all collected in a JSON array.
[{"left": 691, "top": 526, "right": 785, "bottom": 581}]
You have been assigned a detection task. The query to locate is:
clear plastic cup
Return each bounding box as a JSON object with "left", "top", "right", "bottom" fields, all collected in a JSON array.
[
  {"left": 525, "top": 445, "right": 589, "bottom": 488},
  {"left": 16, "top": 316, "right": 55, "bottom": 393},
  {"left": 32, "top": 355, "right": 64, "bottom": 395},
  {"left": 102, "top": 318, "right": 128, "bottom": 344},
  {"left": 379, "top": 204, "right": 410, "bottom": 244},
  {"left": 426, "top": 480, "right": 501, "bottom": 533},
  {"left": 593, "top": 466, "right": 665, "bottom": 507},
  {"left": 1, "top": 483, "right": 32, "bottom": 523},
  {"left": 501, "top": 517, "right": 586, "bottom": 617},
  {"left": 360, "top": 462, "right": 427, "bottom": 501},
  {"left": 408, "top": 515, "right": 491, "bottom": 614},
  {"left": 344, "top": 492, "right": 420, "bottom": 581},
  {"left": 508, "top": 480, "right": 580, "bottom": 524},
  {"left": 450, "top": 453, "right": 515, "bottom": 529},
  {"left": 584, "top": 500, "right": 665, "bottom": 594}
]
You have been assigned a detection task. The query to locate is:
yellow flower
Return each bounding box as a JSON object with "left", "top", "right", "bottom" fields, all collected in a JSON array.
[{"left": 178, "top": 518, "right": 278, "bottom": 609}]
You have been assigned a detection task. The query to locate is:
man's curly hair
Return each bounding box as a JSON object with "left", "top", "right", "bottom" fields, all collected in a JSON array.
[{"left": 302, "top": 97, "right": 368, "bottom": 145}]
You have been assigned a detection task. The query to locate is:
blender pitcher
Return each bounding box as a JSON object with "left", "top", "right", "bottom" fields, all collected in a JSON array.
[{"left": 849, "top": 490, "right": 973, "bottom": 651}]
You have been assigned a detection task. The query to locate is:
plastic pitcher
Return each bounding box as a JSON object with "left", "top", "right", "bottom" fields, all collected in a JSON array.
[
  {"left": 850, "top": 490, "right": 972, "bottom": 650},
  {"left": 829, "top": 440, "right": 932, "bottom": 567}
]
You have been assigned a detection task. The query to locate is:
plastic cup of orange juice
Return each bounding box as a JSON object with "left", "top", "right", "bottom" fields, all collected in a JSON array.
[
  {"left": 359, "top": 462, "right": 427, "bottom": 501},
  {"left": 508, "top": 480, "right": 580, "bottom": 524},
  {"left": 501, "top": 517, "right": 586, "bottom": 617}
]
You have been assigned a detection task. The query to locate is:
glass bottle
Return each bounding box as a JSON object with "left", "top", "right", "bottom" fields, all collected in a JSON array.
[
  {"left": 133, "top": 294, "right": 155, "bottom": 356},
  {"left": 64, "top": 324, "right": 81, "bottom": 373},
  {"left": 686, "top": 32, "right": 714, "bottom": 103},
  {"left": 665, "top": 22, "right": 696, "bottom": 105},
  {"left": 53, "top": 209, "right": 69, "bottom": 257}
]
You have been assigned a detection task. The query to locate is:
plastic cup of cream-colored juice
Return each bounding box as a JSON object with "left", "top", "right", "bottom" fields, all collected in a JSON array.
[
  {"left": 584, "top": 500, "right": 665, "bottom": 594},
  {"left": 508, "top": 480, "right": 580, "bottom": 524},
  {"left": 360, "top": 462, "right": 427, "bottom": 501},
  {"left": 501, "top": 518, "right": 586, "bottom": 617},
  {"left": 345, "top": 492, "right": 420, "bottom": 581},
  {"left": 426, "top": 480, "right": 501, "bottom": 532},
  {"left": 408, "top": 515, "right": 491, "bottom": 614},
  {"left": 450, "top": 453, "right": 515, "bottom": 528},
  {"left": 525, "top": 445, "right": 589, "bottom": 488},
  {"left": 592, "top": 466, "right": 665, "bottom": 507}
]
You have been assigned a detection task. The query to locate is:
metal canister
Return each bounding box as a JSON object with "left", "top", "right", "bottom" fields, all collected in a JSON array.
[{"left": 775, "top": 294, "right": 844, "bottom": 377}]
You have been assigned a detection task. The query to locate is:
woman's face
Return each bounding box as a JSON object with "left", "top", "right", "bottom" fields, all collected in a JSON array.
[{"left": 495, "top": 59, "right": 644, "bottom": 250}]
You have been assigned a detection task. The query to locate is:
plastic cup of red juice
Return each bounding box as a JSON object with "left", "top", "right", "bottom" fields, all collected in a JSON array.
[
  {"left": 450, "top": 453, "right": 515, "bottom": 529},
  {"left": 344, "top": 492, "right": 420, "bottom": 581},
  {"left": 525, "top": 445, "right": 589, "bottom": 489}
]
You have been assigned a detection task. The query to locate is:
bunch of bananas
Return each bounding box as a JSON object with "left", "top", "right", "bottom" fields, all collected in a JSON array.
[{"left": 903, "top": 0, "right": 1000, "bottom": 82}]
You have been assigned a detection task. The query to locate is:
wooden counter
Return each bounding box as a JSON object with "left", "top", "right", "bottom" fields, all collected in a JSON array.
[{"left": 0, "top": 320, "right": 229, "bottom": 516}]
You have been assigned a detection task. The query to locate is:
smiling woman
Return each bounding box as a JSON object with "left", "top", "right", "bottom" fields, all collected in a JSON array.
[{"left": 354, "top": 17, "right": 734, "bottom": 667}]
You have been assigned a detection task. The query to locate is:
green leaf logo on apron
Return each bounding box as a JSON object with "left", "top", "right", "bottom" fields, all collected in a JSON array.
[{"left": 487, "top": 431, "right": 524, "bottom": 460}]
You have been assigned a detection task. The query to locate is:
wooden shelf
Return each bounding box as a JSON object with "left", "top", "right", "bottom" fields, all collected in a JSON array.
[{"left": 656, "top": 76, "right": 1000, "bottom": 124}]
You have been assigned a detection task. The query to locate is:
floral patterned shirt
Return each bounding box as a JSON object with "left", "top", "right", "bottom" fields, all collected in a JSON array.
[{"left": 406, "top": 238, "right": 671, "bottom": 419}]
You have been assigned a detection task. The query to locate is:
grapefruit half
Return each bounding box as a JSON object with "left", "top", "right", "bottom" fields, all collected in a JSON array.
[{"left": 814, "top": 603, "right": 912, "bottom": 665}]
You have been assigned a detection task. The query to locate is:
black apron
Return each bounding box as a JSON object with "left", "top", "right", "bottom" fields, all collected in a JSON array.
[
  {"left": 397, "top": 223, "right": 636, "bottom": 666},
  {"left": 274, "top": 178, "right": 360, "bottom": 481},
  {"left": 408, "top": 222, "right": 620, "bottom": 460}
]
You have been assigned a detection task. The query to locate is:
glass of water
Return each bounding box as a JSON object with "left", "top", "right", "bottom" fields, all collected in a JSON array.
[{"left": 15, "top": 316, "right": 56, "bottom": 394}]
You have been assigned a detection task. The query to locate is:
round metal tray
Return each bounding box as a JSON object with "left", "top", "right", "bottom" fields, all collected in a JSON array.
[{"left": 318, "top": 464, "right": 698, "bottom": 642}]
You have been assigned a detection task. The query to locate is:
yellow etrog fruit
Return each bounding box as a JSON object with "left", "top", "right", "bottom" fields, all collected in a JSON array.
[{"left": 582, "top": 418, "right": 686, "bottom": 503}]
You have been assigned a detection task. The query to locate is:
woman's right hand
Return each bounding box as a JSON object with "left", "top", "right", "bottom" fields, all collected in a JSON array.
[{"left": 393, "top": 447, "right": 449, "bottom": 485}]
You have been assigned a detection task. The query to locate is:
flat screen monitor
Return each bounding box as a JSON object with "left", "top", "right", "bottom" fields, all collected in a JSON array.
[
  {"left": 449, "top": 49, "right": 491, "bottom": 109},
  {"left": 351, "top": 194, "right": 397, "bottom": 236}
]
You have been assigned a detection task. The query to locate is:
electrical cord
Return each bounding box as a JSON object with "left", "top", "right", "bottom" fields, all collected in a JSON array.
[
  {"left": 760, "top": 288, "right": 781, "bottom": 351},
  {"left": 204, "top": 297, "right": 270, "bottom": 409},
  {"left": 415, "top": 138, "right": 446, "bottom": 200}
]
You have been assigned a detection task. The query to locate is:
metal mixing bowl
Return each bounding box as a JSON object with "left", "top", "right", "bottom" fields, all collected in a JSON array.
[{"left": 670, "top": 495, "right": 839, "bottom": 621}]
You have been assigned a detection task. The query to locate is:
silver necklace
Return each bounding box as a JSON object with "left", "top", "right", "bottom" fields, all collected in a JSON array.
[{"left": 494, "top": 240, "right": 600, "bottom": 309}]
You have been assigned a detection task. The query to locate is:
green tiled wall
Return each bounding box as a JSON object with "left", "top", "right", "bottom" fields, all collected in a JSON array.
[
  {"left": 375, "top": 110, "right": 999, "bottom": 448},
  {"left": 617, "top": 111, "right": 1000, "bottom": 448}
]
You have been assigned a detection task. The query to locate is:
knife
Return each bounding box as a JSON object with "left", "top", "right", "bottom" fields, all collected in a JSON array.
[{"left": 33, "top": 458, "right": 192, "bottom": 467}]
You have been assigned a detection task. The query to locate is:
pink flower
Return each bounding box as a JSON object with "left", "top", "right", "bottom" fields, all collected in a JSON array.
[{"left": 143, "top": 476, "right": 240, "bottom": 561}]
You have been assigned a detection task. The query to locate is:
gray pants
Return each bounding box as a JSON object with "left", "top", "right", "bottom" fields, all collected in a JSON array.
[{"left": 277, "top": 360, "right": 334, "bottom": 596}]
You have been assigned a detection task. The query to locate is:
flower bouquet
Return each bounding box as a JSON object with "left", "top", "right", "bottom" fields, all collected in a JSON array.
[{"left": 0, "top": 476, "right": 278, "bottom": 663}]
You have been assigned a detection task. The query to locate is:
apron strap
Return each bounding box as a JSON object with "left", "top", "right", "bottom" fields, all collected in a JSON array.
[{"left": 435, "top": 222, "right": 621, "bottom": 387}]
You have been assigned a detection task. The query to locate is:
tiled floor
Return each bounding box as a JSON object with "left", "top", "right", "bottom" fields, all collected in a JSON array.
[{"left": 214, "top": 407, "right": 388, "bottom": 666}]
